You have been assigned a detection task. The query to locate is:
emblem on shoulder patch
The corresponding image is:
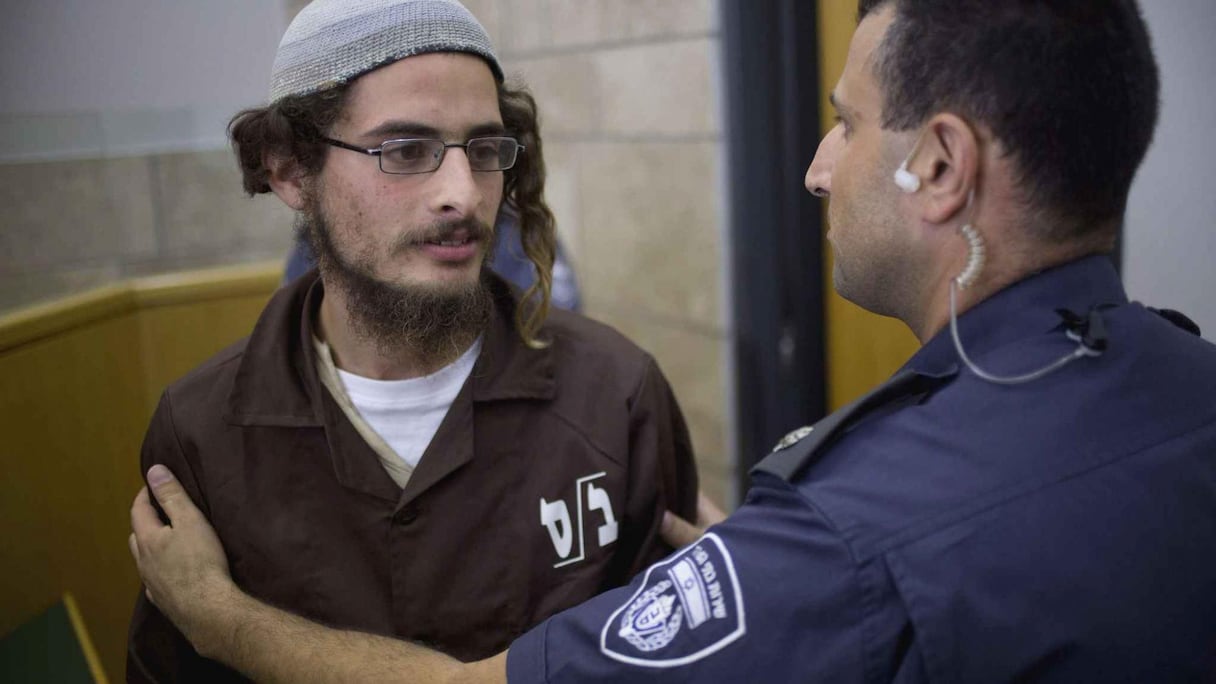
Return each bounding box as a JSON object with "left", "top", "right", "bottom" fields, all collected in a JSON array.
[
  {"left": 600, "top": 533, "right": 746, "bottom": 668},
  {"left": 771, "top": 425, "right": 814, "bottom": 453}
]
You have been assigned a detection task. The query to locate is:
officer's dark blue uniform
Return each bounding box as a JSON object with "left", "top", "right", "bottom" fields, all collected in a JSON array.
[{"left": 505, "top": 255, "right": 1216, "bottom": 682}]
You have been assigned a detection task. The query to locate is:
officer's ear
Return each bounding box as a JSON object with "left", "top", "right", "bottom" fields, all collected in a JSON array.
[
  {"left": 266, "top": 154, "right": 308, "bottom": 211},
  {"left": 913, "top": 113, "right": 979, "bottom": 227}
]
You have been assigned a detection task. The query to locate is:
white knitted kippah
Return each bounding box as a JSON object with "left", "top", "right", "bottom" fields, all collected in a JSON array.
[{"left": 270, "top": 0, "right": 502, "bottom": 102}]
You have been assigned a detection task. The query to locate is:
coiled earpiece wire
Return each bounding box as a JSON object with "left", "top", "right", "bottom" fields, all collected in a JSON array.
[{"left": 946, "top": 193, "right": 1103, "bottom": 386}]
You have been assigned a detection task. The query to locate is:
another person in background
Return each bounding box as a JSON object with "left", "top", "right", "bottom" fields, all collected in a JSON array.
[{"left": 126, "top": 0, "right": 697, "bottom": 681}]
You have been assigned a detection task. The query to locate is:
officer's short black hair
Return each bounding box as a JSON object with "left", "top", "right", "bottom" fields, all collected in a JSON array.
[{"left": 857, "top": 0, "right": 1160, "bottom": 243}]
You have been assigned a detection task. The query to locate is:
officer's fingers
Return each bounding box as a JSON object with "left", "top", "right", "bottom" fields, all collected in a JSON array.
[
  {"left": 146, "top": 464, "right": 201, "bottom": 527},
  {"left": 128, "top": 532, "right": 157, "bottom": 605},
  {"left": 695, "top": 492, "right": 728, "bottom": 528},
  {"left": 130, "top": 486, "right": 164, "bottom": 541},
  {"left": 660, "top": 510, "right": 704, "bottom": 549}
]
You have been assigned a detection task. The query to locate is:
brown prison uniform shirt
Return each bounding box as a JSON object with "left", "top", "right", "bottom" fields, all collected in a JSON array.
[{"left": 127, "top": 272, "right": 699, "bottom": 682}]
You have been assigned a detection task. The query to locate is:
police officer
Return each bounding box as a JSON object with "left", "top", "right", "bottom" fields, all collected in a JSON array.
[{"left": 129, "top": 0, "right": 1216, "bottom": 681}]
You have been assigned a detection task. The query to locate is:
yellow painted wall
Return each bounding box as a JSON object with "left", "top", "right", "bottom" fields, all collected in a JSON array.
[
  {"left": 0, "top": 263, "right": 280, "bottom": 680},
  {"left": 818, "top": 0, "right": 921, "bottom": 409}
]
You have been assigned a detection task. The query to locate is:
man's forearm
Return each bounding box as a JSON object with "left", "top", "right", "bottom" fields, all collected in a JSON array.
[
  {"left": 193, "top": 582, "right": 506, "bottom": 684},
  {"left": 130, "top": 467, "right": 510, "bottom": 683}
]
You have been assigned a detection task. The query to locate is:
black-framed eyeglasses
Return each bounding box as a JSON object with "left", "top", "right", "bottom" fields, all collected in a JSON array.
[{"left": 322, "top": 136, "right": 524, "bottom": 175}]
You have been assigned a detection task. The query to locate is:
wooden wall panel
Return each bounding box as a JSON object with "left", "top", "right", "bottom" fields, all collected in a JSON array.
[
  {"left": 0, "top": 263, "right": 278, "bottom": 680},
  {"left": 0, "top": 312, "right": 147, "bottom": 681}
]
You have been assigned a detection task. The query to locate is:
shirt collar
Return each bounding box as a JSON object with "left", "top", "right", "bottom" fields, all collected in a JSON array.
[
  {"left": 905, "top": 254, "right": 1128, "bottom": 377},
  {"left": 225, "top": 270, "right": 556, "bottom": 426},
  {"left": 224, "top": 271, "right": 323, "bottom": 426},
  {"left": 469, "top": 277, "right": 557, "bottom": 402}
]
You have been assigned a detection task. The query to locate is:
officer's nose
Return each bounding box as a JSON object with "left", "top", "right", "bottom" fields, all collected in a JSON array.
[
  {"left": 429, "top": 146, "right": 483, "bottom": 218},
  {"left": 805, "top": 126, "right": 842, "bottom": 198}
]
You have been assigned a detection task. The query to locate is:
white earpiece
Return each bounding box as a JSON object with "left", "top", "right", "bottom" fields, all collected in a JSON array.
[{"left": 893, "top": 161, "right": 921, "bottom": 193}]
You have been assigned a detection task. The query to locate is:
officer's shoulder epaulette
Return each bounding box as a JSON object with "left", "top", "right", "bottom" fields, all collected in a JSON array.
[
  {"left": 1148, "top": 307, "right": 1202, "bottom": 337},
  {"left": 752, "top": 369, "right": 951, "bottom": 483}
]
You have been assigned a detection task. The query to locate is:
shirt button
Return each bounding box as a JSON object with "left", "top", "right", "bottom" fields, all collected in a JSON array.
[{"left": 394, "top": 507, "right": 418, "bottom": 525}]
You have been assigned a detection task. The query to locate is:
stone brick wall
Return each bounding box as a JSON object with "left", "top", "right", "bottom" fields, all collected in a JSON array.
[
  {"left": 0, "top": 152, "right": 295, "bottom": 312},
  {"left": 0, "top": 151, "right": 294, "bottom": 309}
]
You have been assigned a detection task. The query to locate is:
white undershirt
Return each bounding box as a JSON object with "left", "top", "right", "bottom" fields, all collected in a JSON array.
[{"left": 334, "top": 338, "right": 482, "bottom": 469}]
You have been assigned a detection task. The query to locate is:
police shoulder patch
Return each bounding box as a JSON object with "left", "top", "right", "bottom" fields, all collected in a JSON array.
[
  {"left": 771, "top": 425, "right": 814, "bottom": 453},
  {"left": 599, "top": 532, "right": 746, "bottom": 668}
]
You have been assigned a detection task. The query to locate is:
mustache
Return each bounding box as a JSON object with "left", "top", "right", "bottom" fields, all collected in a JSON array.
[{"left": 400, "top": 218, "right": 494, "bottom": 248}]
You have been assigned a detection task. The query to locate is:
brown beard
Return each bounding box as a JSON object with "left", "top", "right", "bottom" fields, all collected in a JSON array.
[{"left": 297, "top": 192, "right": 495, "bottom": 369}]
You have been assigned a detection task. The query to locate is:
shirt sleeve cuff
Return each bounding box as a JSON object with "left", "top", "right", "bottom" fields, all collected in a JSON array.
[{"left": 506, "top": 618, "right": 550, "bottom": 683}]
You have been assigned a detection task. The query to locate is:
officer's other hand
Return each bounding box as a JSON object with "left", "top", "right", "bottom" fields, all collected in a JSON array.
[
  {"left": 129, "top": 464, "right": 236, "bottom": 655},
  {"left": 660, "top": 491, "right": 728, "bottom": 548}
]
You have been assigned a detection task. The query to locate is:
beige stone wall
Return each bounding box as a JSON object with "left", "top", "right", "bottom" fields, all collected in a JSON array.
[
  {"left": 464, "top": 0, "right": 732, "bottom": 503},
  {"left": 0, "top": 151, "right": 294, "bottom": 313}
]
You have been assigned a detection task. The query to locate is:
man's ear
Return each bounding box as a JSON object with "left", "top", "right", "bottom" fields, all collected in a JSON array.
[
  {"left": 266, "top": 154, "right": 308, "bottom": 211},
  {"left": 909, "top": 113, "right": 979, "bottom": 225}
]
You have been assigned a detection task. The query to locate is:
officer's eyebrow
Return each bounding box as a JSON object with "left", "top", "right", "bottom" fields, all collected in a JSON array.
[
  {"left": 829, "top": 91, "right": 859, "bottom": 122},
  {"left": 362, "top": 120, "right": 508, "bottom": 141}
]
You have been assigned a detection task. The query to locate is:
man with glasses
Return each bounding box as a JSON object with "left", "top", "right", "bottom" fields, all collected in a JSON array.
[{"left": 126, "top": 1, "right": 698, "bottom": 680}]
